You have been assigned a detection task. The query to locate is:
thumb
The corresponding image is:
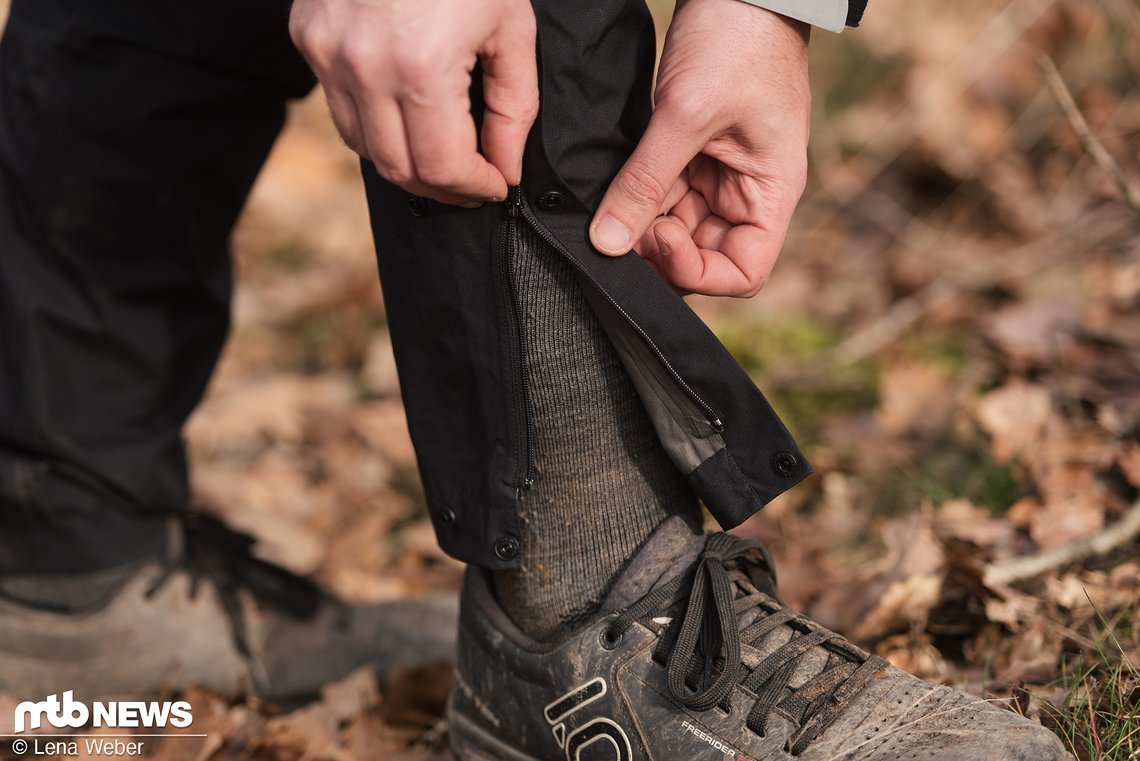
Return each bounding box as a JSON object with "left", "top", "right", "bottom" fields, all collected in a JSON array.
[
  {"left": 591, "top": 108, "right": 706, "bottom": 255},
  {"left": 480, "top": 13, "right": 539, "bottom": 186}
]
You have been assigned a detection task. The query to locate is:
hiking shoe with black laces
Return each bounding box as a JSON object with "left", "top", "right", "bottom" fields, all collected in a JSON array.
[
  {"left": 0, "top": 513, "right": 456, "bottom": 702},
  {"left": 448, "top": 519, "right": 1072, "bottom": 760}
]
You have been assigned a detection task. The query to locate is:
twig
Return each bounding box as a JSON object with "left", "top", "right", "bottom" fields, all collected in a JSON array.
[
  {"left": 1039, "top": 54, "right": 1140, "bottom": 213},
  {"left": 983, "top": 498, "right": 1140, "bottom": 587},
  {"left": 788, "top": 206, "right": 1134, "bottom": 372}
]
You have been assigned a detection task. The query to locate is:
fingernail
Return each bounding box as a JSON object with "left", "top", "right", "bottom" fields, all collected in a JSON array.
[
  {"left": 592, "top": 215, "right": 631, "bottom": 254},
  {"left": 513, "top": 158, "right": 523, "bottom": 186},
  {"left": 461, "top": 201, "right": 484, "bottom": 209},
  {"left": 655, "top": 230, "right": 673, "bottom": 257}
]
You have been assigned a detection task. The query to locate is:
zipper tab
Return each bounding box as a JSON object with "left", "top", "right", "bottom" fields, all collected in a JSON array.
[{"left": 507, "top": 186, "right": 522, "bottom": 218}]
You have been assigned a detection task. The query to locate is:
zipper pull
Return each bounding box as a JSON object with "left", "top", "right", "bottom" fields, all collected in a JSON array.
[{"left": 507, "top": 185, "right": 522, "bottom": 218}]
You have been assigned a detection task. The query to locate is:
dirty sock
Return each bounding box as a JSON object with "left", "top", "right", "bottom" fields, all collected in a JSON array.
[{"left": 493, "top": 224, "right": 702, "bottom": 641}]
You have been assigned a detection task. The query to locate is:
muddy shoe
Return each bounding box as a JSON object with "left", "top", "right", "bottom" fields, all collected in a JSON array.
[
  {"left": 0, "top": 514, "right": 456, "bottom": 702},
  {"left": 448, "top": 522, "right": 1071, "bottom": 760}
]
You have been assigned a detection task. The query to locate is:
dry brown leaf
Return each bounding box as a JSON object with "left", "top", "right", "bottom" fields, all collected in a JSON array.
[
  {"left": 1117, "top": 440, "right": 1140, "bottom": 488},
  {"left": 935, "top": 499, "right": 1018, "bottom": 550},
  {"left": 360, "top": 333, "right": 401, "bottom": 399},
  {"left": 982, "top": 301, "right": 1077, "bottom": 366},
  {"left": 1029, "top": 464, "right": 1105, "bottom": 549},
  {"left": 853, "top": 573, "right": 944, "bottom": 641},
  {"left": 875, "top": 363, "right": 954, "bottom": 436},
  {"left": 256, "top": 703, "right": 348, "bottom": 761},
  {"left": 984, "top": 586, "right": 1042, "bottom": 630},
  {"left": 381, "top": 663, "right": 455, "bottom": 729},
  {"left": 351, "top": 401, "right": 418, "bottom": 470},
  {"left": 975, "top": 381, "right": 1053, "bottom": 463},
  {"left": 850, "top": 511, "right": 947, "bottom": 640},
  {"left": 186, "top": 375, "right": 355, "bottom": 457},
  {"left": 876, "top": 633, "right": 953, "bottom": 682},
  {"left": 995, "top": 628, "right": 1064, "bottom": 685},
  {"left": 1045, "top": 567, "right": 1140, "bottom": 612},
  {"left": 146, "top": 688, "right": 264, "bottom": 761},
  {"left": 320, "top": 667, "right": 382, "bottom": 725}
]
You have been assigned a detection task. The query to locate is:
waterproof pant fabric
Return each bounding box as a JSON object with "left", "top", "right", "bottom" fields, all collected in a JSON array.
[{"left": 0, "top": 0, "right": 809, "bottom": 574}]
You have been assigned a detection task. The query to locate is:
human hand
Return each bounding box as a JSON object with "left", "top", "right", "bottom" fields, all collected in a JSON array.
[
  {"left": 589, "top": 0, "right": 811, "bottom": 297},
  {"left": 290, "top": 0, "right": 539, "bottom": 206}
]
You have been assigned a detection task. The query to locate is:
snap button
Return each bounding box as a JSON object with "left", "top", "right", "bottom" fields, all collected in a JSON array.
[
  {"left": 772, "top": 451, "right": 799, "bottom": 478},
  {"left": 440, "top": 508, "right": 456, "bottom": 526},
  {"left": 494, "top": 536, "right": 520, "bottom": 561},
  {"left": 408, "top": 196, "right": 428, "bottom": 217},
  {"left": 535, "top": 191, "right": 564, "bottom": 211}
]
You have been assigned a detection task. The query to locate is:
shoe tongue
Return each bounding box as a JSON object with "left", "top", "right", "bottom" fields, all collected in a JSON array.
[
  {"left": 600, "top": 517, "right": 704, "bottom": 612},
  {"left": 602, "top": 523, "right": 832, "bottom": 691}
]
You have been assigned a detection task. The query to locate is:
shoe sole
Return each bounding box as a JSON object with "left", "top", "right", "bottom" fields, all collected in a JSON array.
[{"left": 448, "top": 702, "right": 543, "bottom": 761}]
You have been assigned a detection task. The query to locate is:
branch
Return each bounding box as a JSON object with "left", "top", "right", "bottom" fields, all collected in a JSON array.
[
  {"left": 983, "top": 498, "right": 1140, "bottom": 587},
  {"left": 1039, "top": 54, "right": 1140, "bottom": 213}
]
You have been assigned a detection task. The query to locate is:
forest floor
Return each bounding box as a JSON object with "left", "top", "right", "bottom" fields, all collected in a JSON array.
[{"left": 1, "top": 0, "right": 1137, "bottom": 758}]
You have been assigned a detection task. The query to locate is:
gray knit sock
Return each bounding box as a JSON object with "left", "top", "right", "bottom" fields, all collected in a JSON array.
[{"left": 493, "top": 225, "right": 702, "bottom": 641}]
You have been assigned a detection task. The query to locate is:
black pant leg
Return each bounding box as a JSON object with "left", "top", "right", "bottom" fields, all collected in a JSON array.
[
  {"left": 361, "top": 0, "right": 807, "bottom": 569},
  {"left": 0, "top": 0, "right": 314, "bottom": 573}
]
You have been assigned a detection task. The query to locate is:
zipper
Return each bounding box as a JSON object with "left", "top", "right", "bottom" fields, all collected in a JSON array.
[
  {"left": 502, "top": 194, "right": 536, "bottom": 489},
  {"left": 506, "top": 186, "right": 723, "bottom": 433}
]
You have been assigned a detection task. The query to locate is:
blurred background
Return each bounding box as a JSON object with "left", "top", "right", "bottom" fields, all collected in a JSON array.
[{"left": 1, "top": 0, "right": 1137, "bottom": 758}]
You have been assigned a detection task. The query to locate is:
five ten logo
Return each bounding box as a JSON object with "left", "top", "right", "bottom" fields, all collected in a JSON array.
[
  {"left": 14, "top": 692, "right": 193, "bottom": 733},
  {"left": 544, "top": 678, "right": 632, "bottom": 760}
]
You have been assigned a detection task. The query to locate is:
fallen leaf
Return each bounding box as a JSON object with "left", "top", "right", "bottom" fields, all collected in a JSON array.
[
  {"left": 1029, "top": 464, "right": 1105, "bottom": 549},
  {"left": 875, "top": 363, "right": 954, "bottom": 437},
  {"left": 935, "top": 499, "right": 1018, "bottom": 550},
  {"left": 983, "top": 301, "right": 1077, "bottom": 366},
  {"left": 360, "top": 333, "right": 401, "bottom": 399},
  {"left": 975, "top": 382, "right": 1053, "bottom": 463}
]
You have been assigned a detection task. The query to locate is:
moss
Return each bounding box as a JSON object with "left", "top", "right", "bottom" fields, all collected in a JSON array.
[
  {"left": 716, "top": 315, "right": 839, "bottom": 374},
  {"left": 716, "top": 316, "right": 880, "bottom": 435},
  {"left": 877, "top": 434, "right": 1023, "bottom": 515},
  {"left": 898, "top": 330, "right": 973, "bottom": 376}
]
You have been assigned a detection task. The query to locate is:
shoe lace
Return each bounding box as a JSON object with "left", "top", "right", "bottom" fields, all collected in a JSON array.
[
  {"left": 603, "top": 533, "right": 889, "bottom": 756},
  {"left": 145, "top": 512, "right": 328, "bottom": 692}
]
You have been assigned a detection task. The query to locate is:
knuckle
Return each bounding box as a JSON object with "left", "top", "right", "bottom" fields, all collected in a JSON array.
[
  {"left": 419, "top": 158, "right": 482, "bottom": 192},
  {"left": 789, "top": 156, "right": 809, "bottom": 196},
  {"left": 416, "top": 164, "right": 457, "bottom": 188},
  {"left": 288, "top": 12, "right": 312, "bottom": 49},
  {"left": 392, "top": 43, "right": 438, "bottom": 85},
  {"left": 741, "top": 270, "right": 770, "bottom": 298},
  {"left": 335, "top": 128, "right": 364, "bottom": 156},
  {"left": 375, "top": 161, "right": 413, "bottom": 186},
  {"left": 291, "top": 24, "right": 330, "bottom": 69},
  {"left": 341, "top": 33, "right": 381, "bottom": 79},
  {"left": 514, "top": 94, "right": 540, "bottom": 125},
  {"left": 615, "top": 163, "right": 669, "bottom": 209},
  {"left": 501, "top": 0, "right": 537, "bottom": 36},
  {"left": 657, "top": 90, "right": 714, "bottom": 132}
]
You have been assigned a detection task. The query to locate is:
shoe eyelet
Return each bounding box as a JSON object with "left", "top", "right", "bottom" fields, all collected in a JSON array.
[{"left": 600, "top": 628, "right": 624, "bottom": 650}]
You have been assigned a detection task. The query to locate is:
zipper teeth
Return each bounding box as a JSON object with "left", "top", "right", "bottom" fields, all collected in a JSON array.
[
  {"left": 510, "top": 187, "right": 723, "bottom": 429},
  {"left": 505, "top": 200, "right": 537, "bottom": 487}
]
